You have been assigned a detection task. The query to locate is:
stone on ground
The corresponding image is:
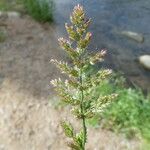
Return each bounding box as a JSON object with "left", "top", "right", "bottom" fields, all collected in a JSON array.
[
  {"left": 139, "top": 55, "right": 150, "bottom": 70},
  {"left": 121, "top": 31, "right": 144, "bottom": 43}
]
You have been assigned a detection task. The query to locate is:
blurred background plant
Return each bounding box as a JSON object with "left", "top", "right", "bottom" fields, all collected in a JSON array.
[
  {"left": 87, "top": 73, "right": 150, "bottom": 142},
  {"left": 0, "top": 0, "right": 54, "bottom": 23},
  {"left": 23, "top": 0, "right": 54, "bottom": 22},
  {"left": 0, "top": 0, "right": 23, "bottom": 11},
  {"left": 0, "top": 30, "right": 6, "bottom": 42}
]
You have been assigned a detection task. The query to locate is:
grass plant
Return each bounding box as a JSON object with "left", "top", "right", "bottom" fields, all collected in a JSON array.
[
  {"left": 23, "top": 0, "right": 54, "bottom": 22},
  {"left": 51, "top": 5, "right": 117, "bottom": 150}
]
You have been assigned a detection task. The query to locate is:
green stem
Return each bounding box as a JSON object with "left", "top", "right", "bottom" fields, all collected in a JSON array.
[{"left": 80, "top": 66, "right": 87, "bottom": 150}]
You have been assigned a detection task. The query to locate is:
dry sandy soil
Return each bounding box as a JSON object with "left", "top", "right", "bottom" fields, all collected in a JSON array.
[{"left": 0, "top": 15, "right": 141, "bottom": 150}]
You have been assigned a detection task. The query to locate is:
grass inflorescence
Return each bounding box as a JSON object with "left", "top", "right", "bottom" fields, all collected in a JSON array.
[{"left": 51, "top": 5, "right": 116, "bottom": 150}]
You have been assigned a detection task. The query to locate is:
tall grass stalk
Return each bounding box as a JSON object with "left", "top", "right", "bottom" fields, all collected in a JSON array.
[{"left": 51, "top": 5, "right": 117, "bottom": 149}]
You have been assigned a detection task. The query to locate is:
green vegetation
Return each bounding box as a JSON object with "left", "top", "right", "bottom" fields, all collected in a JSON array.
[
  {"left": 0, "top": 0, "right": 12, "bottom": 11},
  {"left": 0, "top": 0, "right": 22, "bottom": 11},
  {"left": 0, "top": 30, "right": 6, "bottom": 42},
  {"left": 51, "top": 5, "right": 116, "bottom": 150},
  {"left": 0, "top": 0, "right": 54, "bottom": 23},
  {"left": 23, "top": 0, "right": 54, "bottom": 22},
  {"left": 87, "top": 74, "right": 150, "bottom": 142}
]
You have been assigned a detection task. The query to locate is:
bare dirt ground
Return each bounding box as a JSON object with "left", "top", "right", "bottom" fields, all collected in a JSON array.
[{"left": 0, "top": 16, "right": 141, "bottom": 150}]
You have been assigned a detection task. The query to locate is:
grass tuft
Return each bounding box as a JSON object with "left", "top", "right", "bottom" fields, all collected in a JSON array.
[
  {"left": 23, "top": 0, "right": 54, "bottom": 23},
  {"left": 0, "top": 30, "right": 6, "bottom": 42}
]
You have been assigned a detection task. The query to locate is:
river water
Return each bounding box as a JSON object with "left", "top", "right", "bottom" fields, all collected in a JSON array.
[{"left": 53, "top": 0, "right": 150, "bottom": 92}]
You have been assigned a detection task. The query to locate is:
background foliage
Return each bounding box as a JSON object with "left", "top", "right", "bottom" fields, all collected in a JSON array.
[
  {"left": 23, "top": 0, "right": 54, "bottom": 22},
  {"left": 0, "top": 0, "right": 54, "bottom": 23},
  {"left": 87, "top": 74, "right": 150, "bottom": 142}
]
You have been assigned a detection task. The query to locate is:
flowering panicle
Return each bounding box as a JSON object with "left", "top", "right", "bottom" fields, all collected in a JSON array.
[
  {"left": 90, "top": 49, "right": 107, "bottom": 65},
  {"left": 65, "top": 23, "right": 80, "bottom": 41},
  {"left": 91, "top": 94, "right": 118, "bottom": 113},
  {"left": 51, "top": 59, "right": 78, "bottom": 78},
  {"left": 78, "top": 32, "right": 92, "bottom": 49},
  {"left": 70, "top": 5, "right": 85, "bottom": 26},
  {"left": 51, "top": 4, "right": 117, "bottom": 150},
  {"left": 84, "top": 69, "right": 112, "bottom": 88},
  {"left": 58, "top": 38, "right": 79, "bottom": 59}
]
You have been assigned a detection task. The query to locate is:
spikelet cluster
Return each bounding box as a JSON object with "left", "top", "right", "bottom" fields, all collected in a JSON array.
[{"left": 51, "top": 4, "right": 117, "bottom": 150}]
